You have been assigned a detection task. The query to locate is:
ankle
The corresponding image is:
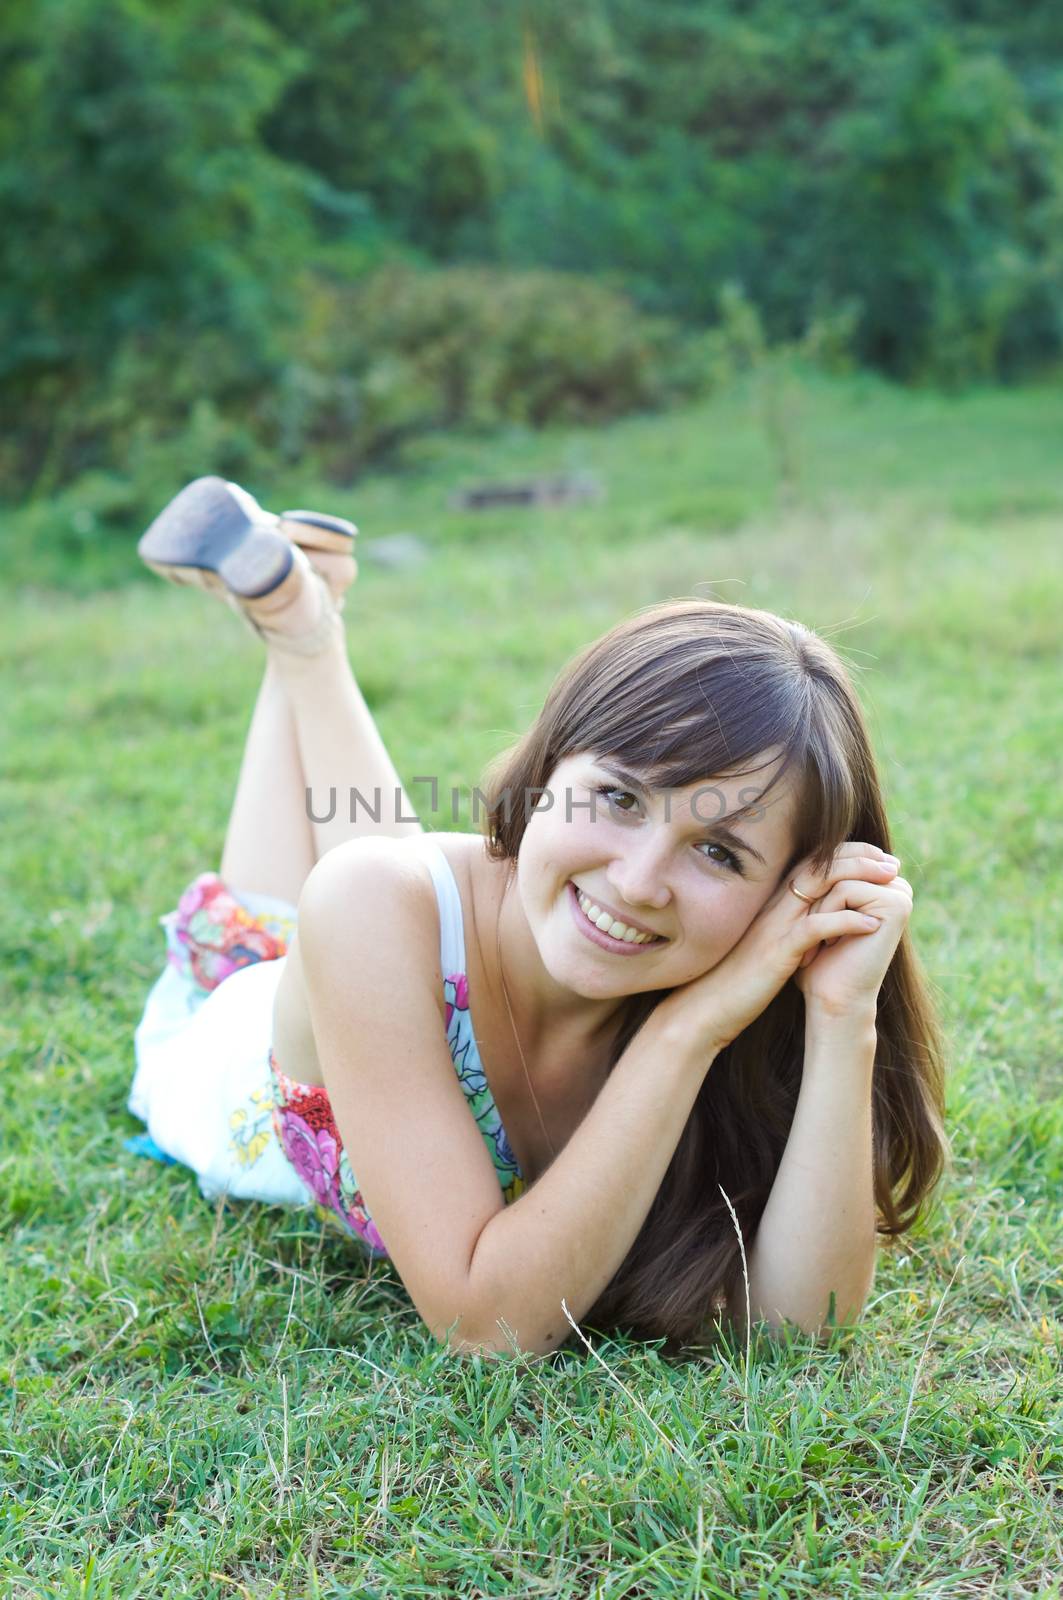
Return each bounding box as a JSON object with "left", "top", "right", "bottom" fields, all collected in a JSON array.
[
  {"left": 300, "top": 548, "right": 357, "bottom": 598},
  {"left": 235, "top": 554, "right": 346, "bottom": 657}
]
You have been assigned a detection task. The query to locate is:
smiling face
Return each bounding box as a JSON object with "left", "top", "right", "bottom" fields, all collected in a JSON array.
[{"left": 513, "top": 748, "right": 799, "bottom": 999}]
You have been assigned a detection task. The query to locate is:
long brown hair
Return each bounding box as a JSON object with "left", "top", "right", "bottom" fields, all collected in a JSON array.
[{"left": 480, "top": 599, "right": 948, "bottom": 1353}]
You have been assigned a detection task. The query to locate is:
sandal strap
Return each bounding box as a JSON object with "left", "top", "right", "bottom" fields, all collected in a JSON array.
[{"left": 281, "top": 508, "right": 356, "bottom": 533}]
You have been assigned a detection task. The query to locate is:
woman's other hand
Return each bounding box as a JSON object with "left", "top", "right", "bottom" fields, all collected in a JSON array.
[{"left": 791, "top": 851, "right": 912, "bottom": 1018}]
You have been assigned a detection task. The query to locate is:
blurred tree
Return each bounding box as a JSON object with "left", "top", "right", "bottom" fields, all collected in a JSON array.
[
  {"left": 258, "top": 0, "right": 510, "bottom": 255},
  {"left": 466, "top": 0, "right": 1063, "bottom": 378},
  {"left": 819, "top": 32, "right": 1060, "bottom": 378},
  {"left": 3, "top": 0, "right": 1063, "bottom": 497},
  {"left": 0, "top": 0, "right": 310, "bottom": 483}
]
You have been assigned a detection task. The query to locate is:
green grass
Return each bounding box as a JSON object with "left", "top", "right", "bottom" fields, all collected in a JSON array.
[{"left": 1, "top": 372, "right": 1060, "bottom": 1596}]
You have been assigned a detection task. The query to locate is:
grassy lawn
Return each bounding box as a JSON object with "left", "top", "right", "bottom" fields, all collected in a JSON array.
[{"left": 1, "top": 372, "right": 1060, "bottom": 1596}]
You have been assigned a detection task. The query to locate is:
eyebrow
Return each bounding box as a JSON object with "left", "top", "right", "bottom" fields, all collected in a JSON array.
[{"left": 595, "top": 761, "right": 769, "bottom": 867}]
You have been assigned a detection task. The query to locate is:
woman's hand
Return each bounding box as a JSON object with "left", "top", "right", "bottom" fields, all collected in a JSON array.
[
  {"left": 652, "top": 843, "right": 911, "bottom": 1050},
  {"left": 791, "top": 850, "right": 912, "bottom": 1017}
]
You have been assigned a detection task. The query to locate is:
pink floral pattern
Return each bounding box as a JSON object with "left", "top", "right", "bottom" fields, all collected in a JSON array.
[
  {"left": 161, "top": 872, "right": 294, "bottom": 995},
  {"left": 270, "top": 1055, "right": 388, "bottom": 1256},
  {"left": 444, "top": 972, "right": 469, "bottom": 1030}
]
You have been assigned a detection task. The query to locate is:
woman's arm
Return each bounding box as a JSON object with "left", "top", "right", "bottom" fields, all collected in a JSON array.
[
  {"left": 734, "top": 1002, "right": 879, "bottom": 1334},
  {"left": 463, "top": 1008, "right": 718, "bottom": 1356},
  {"left": 466, "top": 1001, "right": 880, "bottom": 1355}
]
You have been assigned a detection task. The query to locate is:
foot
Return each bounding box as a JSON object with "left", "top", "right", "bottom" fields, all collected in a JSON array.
[
  {"left": 277, "top": 534, "right": 357, "bottom": 612},
  {"left": 144, "top": 477, "right": 358, "bottom": 610},
  {"left": 138, "top": 478, "right": 294, "bottom": 599},
  {"left": 232, "top": 543, "right": 344, "bottom": 657},
  {"left": 228, "top": 489, "right": 358, "bottom": 611},
  {"left": 139, "top": 478, "right": 344, "bottom": 655}
]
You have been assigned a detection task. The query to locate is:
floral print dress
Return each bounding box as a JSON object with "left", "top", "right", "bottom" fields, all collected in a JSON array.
[{"left": 127, "top": 844, "right": 525, "bottom": 1256}]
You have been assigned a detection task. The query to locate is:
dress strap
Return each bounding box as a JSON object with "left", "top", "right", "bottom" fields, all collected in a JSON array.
[{"left": 408, "top": 836, "right": 468, "bottom": 978}]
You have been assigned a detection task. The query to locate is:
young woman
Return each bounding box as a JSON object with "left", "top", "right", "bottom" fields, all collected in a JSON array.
[{"left": 129, "top": 478, "right": 948, "bottom": 1359}]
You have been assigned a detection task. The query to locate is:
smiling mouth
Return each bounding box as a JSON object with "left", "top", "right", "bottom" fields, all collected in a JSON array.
[{"left": 568, "top": 881, "right": 668, "bottom": 950}]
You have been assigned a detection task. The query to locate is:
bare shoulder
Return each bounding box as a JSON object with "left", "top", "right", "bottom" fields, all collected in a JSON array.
[
  {"left": 300, "top": 829, "right": 485, "bottom": 915},
  {"left": 294, "top": 835, "right": 441, "bottom": 1009},
  {"left": 295, "top": 830, "right": 487, "bottom": 1016},
  {"left": 299, "top": 832, "right": 437, "bottom": 901}
]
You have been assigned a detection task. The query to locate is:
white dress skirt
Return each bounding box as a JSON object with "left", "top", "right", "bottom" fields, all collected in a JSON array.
[{"left": 127, "top": 872, "right": 314, "bottom": 1209}]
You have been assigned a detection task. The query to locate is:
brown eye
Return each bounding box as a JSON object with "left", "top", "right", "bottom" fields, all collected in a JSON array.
[
  {"left": 696, "top": 841, "right": 744, "bottom": 874},
  {"left": 594, "top": 785, "right": 639, "bottom": 814}
]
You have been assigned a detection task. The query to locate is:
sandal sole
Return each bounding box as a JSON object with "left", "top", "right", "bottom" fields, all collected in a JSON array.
[{"left": 138, "top": 478, "right": 294, "bottom": 599}]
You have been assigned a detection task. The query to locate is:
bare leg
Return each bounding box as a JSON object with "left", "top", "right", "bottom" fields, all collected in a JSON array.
[
  {"left": 268, "top": 628, "right": 424, "bottom": 861},
  {"left": 219, "top": 627, "right": 423, "bottom": 905},
  {"left": 219, "top": 656, "right": 317, "bottom": 906}
]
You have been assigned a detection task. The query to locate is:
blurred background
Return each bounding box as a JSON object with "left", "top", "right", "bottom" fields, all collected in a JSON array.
[{"left": 2, "top": 0, "right": 1062, "bottom": 587}]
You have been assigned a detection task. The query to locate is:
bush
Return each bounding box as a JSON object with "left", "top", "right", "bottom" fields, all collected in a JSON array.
[{"left": 261, "top": 263, "right": 714, "bottom": 479}]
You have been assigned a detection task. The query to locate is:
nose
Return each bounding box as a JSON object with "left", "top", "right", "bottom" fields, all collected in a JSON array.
[{"left": 604, "top": 834, "right": 673, "bottom": 911}]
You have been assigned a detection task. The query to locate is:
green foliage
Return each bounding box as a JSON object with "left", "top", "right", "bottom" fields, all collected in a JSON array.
[
  {"left": 0, "top": 260, "right": 710, "bottom": 543},
  {"left": 265, "top": 263, "right": 711, "bottom": 479},
  {"left": 0, "top": 0, "right": 310, "bottom": 490},
  {"left": 3, "top": 0, "right": 1063, "bottom": 502},
  {"left": 257, "top": 0, "right": 511, "bottom": 256},
  {"left": 0, "top": 0, "right": 307, "bottom": 365},
  {"left": 709, "top": 284, "right": 861, "bottom": 503},
  {"left": 818, "top": 31, "right": 1061, "bottom": 380},
  {"left": 473, "top": 0, "right": 1063, "bottom": 382}
]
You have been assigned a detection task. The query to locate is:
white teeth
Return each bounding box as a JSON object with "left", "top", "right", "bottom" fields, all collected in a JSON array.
[{"left": 575, "top": 888, "right": 656, "bottom": 945}]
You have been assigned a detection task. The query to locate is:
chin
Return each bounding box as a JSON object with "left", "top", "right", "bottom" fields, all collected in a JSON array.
[{"left": 549, "top": 944, "right": 660, "bottom": 1002}]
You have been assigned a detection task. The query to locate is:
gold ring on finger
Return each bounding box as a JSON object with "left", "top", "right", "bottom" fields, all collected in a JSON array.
[{"left": 787, "top": 879, "right": 819, "bottom": 905}]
